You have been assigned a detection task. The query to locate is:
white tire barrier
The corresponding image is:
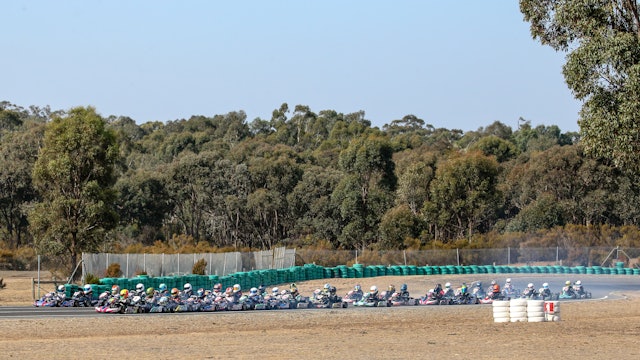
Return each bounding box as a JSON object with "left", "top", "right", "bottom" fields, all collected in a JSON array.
[
  {"left": 544, "top": 301, "right": 561, "bottom": 322},
  {"left": 492, "top": 300, "right": 510, "bottom": 322},
  {"left": 509, "top": 299, "right": 527, "bottom": 322},
  {"left": 527, "top": 300, "right": 545, "bottom": 322}
]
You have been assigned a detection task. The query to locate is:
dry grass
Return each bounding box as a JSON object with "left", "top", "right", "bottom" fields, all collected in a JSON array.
[{"left": 1, "top": 271, "right": 639, "bottom": 359}]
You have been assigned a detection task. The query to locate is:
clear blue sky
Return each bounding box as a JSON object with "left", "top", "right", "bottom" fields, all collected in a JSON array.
[{"left": 2, "top": 1, "right": 582, "bottom": 133}]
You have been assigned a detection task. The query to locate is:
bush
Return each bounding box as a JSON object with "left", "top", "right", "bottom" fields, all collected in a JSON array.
[
  {"left": 84, "top": 273, "right": 101, "bottom": 284},
  {"left": 105, "top": 263, "right": 122, "bottom": 278},
  {"left": 192, "top": 258, "right": 207, "bottom": 275}
]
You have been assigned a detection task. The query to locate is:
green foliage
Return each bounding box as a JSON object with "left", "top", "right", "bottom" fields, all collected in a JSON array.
[
  {"left": 3, "top": 99, "right": 640, "bottom": 253},
  {"left": 84, "top": 272, "right": 101, "bottom": 284},
  {"left": 520, "top": 0, "right": 640, "bottom": 172},
  {"left": 29, "top": 106, "right": 120, "bottom": 270},
  {"left": 192, "top": 258, "right": 207, "bottom": 275},
  {"left": 106, "top": 263, "right": 122, "bottom": 278}
]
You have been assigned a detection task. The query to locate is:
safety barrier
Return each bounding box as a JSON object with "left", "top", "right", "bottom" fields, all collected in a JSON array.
[{"left": 76, "top": 263, "right": 639, "bottom": 300}]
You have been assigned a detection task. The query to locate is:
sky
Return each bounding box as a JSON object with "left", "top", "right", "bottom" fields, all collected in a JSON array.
[{"left": 2, "top": 1, "right": 582, "bottom": 133}]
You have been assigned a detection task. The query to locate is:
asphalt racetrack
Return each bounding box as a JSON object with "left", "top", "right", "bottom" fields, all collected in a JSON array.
[{"left": 2, "top": 274, "right": 638, "bottom": 319}]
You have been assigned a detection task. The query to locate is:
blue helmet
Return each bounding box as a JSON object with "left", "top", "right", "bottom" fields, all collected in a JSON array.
[
  {"left": 400, "top": 284, "right": 407, "bottom": 292},
  {"left": 159, "top": 283, "right": 167, "bottom": 292}
]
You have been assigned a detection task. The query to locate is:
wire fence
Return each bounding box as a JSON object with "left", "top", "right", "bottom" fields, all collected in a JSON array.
[
  {"left": 81, "top": 247, "right": 296, "bottom": 279},
  {"left": 296, "top": 246, "right": 640, "bottom": 268}
]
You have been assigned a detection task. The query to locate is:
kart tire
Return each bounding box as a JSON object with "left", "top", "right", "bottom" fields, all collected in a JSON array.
[{"left": 492, "top": 300, "right": 510, "bottom": 308}]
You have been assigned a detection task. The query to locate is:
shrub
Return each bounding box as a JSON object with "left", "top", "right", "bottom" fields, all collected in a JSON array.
[
  {"left": 192, "top": 258, "right": 207, "bottom": 275},
  {"left": 105, "top": 263, "right": 122, "bottom": 278},
  {"left": 84, "top": 273, "right": 101, "bottom": 284}
]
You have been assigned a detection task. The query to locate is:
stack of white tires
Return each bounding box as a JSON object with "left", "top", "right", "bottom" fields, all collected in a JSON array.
[
  {"left": 492, "top": 300, "right": 510, "bottom": 322},
  {"left": 509, "top": 298, "right": 528, "bottom": 322},
  {"left": 544, "top": 301, "right": 561, "bottom": 322},
  {"left": 526, "top": 300, "right": 546, "bottom": 322}
]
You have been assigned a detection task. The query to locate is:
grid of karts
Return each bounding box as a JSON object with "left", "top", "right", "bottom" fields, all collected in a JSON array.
[{"left": 32, "top": 279, "right": 592, "bottom": 314}]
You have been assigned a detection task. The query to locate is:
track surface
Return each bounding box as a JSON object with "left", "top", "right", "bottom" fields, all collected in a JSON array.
[{"left": 2, "top": 274, "right": 637, "bottom": 319}]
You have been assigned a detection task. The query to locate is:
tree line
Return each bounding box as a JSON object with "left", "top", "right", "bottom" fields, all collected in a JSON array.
[{"left": 3, "top": 100, "right": 640, "bottom": 269}]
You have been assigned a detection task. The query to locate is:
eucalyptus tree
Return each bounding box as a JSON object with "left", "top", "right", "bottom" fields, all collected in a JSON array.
[
  {"left": 332, "top": 132, "right": 396, "bottom": 249},
  {"left": 29, "top": 107, "right": 120, "bottom": 269},
  {"left": 521, "top": 0, "right": 640, "bottom": 172},
  {"left": 423, "top": 152, "right": 502, "bottom": 241}
]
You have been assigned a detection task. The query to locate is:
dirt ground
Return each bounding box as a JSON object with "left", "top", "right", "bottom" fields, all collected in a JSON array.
[{"left": 1, "top": 271, "right": 639, "bottom": 359}]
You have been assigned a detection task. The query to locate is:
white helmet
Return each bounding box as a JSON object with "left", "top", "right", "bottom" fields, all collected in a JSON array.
[
  {"left": 575, "top": 280, "right": 581, "bottom": 285},
  {"left": 136, "top": 283, "right": 145, "bottom": 292},
  {"left": 272, "top": 287, "right": 279, "bottom": 294},
  {"left": 506, "top": 278, "right": 511, "bottom": 283},
  {"left": 57, "top": 285, "right": 65, "bottom": 293},
  {"left": 527, "top": 283, "right": 534, "bottom": 289},
  {"left": 83, "top": 284, "right": 93, "bottom": 294},
  {"left": 184, "top": 283, "right": 192, "bottom": 292},
  {"left": 250, "top": 287, "right": 258, "bottom": 295},
  {"left": 543, "top": 283, "right": 549, "bottom": 288},
  {"left": 490, "top": 280, "right": 496, "bottom": 285},
  {"left": 324, "top": 283, "right": 331, "bottom": 290},
  {"left": 232, "top": 284, "right": 241, "bottom": 293},
  {"left": 370, "top": 285, "right": 378, "bottom": 292},
  {"left": 445, "top": 282, "right": 451, "bottom": 288}
]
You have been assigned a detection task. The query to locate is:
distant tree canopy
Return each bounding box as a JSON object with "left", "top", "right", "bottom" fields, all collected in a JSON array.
[{"left": 2, "top": 100, "right": 640, "bottom": 259}]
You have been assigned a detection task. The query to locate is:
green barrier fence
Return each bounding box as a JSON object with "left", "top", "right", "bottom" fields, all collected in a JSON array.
[{"left": 95, "top": 262, "right": 640, "bottom": 293}]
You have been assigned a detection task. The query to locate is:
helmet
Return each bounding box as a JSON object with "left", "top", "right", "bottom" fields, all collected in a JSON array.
[
  {"left": 490, "top": 280, "right": 496, "bottom": 285},
  {"left": 213, "top": 283, "right": 222, "bottom": 292},
  {"left": 111, "top": 285, "right": 120, "bottom": 295},
  {"left": 280, "top": 289, "right": 288, "bottom": 296},
  {"left": 565, "top": 281, "right": 571, "bottom": 286},
  {"left": 170, "top": 288, "right": 179, "bottom": 296},
  {"left": 197, "top": 288, "right": 205, "bottom": 297},
  {"left": 56, "top": 285, "right": 65, "bottom": 293},
  {"left": 250, "top": 287, "right": 258, "bottom": 295},
  {"left": 527, "top": 283, "right": 534, "bottom": 289},
  {"left": 290, "top": 283, "right": 297, "bottom": 291},
  {"left": 158, "top": 296, "right": 168, "bottom": 306},
  {"left": 159, "top": 283, "right": 167, "bottom": 292},
  {"left": 576, "top": 280, "right": 581, "bottom": 285},
  {"left": 258, "top": 284, "right": 266, "bottom": 293},
  {"left": 146, "top": 287, "right": 155, "bottom": 296},
  {"left": 136, "top": 283, "right": 145, "bottom": 292},
  {"left": 461, "top": 283, "right": 467, "bottom": 288},
  {"left": 330, "top": 286, "right": 337, "bottom": 294},
  {"left": 184, "top": 283, "right": 192, "bottom": 292},
  {"left": 476, "top": 282, "right": 482, "bottom": 287},
  {"left": 445, "top": 282, "right": 451, "bottom": 288},
  {"left": 354, "top": 284, "right": 361, "bottom": 291},
  {"left": 233, "top": 284, "right": 241, "bottom": 293},
  {"left": 225, "top": 287, "right": 233, "bottom": 295},
  {"left": 120, "top": 289, "right": 129, "bottom": 299},
  {"left": 370, "top": 285, "right": 378, "bottom": 292},
  {"left": 400, "top": 284, "right": 407, "bottom": 292},
  {"left": 272, "top": 287, "right": 279, "bottom": 294},
  {"left": 543, "top": 283, "right": 549, "bottom": 288},
  {"left": 506, "top": 278, "right": 511, "bottom": 283},
  {"left": 83, "top": 284, "right": 93, "bottom": 294},
  {"left": 323, "top": 283, "right": 331, "bottom": 290},
  {"left": 388, "top": 285, "right": 396, "bottom": 292}
]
